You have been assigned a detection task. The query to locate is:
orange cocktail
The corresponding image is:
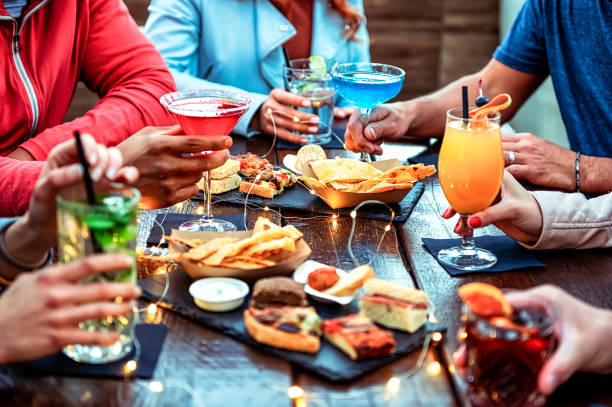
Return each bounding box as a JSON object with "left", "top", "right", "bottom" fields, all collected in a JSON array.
[
  {"left": 436, "top": 107, "right": 503, "bottom": 271},
  {"left": 438, "top": 114, "right": 503, "bottom": 214}
]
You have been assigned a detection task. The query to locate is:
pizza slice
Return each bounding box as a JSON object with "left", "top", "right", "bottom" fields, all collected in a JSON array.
[{"left": 321, "top": 313, "right": 396, "bottom": 360}]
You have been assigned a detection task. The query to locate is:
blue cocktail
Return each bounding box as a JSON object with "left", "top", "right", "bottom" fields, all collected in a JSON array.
[{"left": 331, "top": 63, "right": 405, "bottom": 160}]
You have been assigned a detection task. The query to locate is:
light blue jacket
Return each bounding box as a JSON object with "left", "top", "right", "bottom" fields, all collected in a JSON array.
[{"left": 144, "top": 0, "right": 371, "bottom": 136}]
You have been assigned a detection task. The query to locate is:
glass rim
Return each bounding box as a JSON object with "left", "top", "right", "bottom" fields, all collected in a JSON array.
[
  {"left": 160, "top": 89, "right": 254, "bottom": 116},
  {"left": 331, "top": 62, "right": 406, "bottom": 78},
  {"left": 447, "top": 107, "right": 501, "bottom": 122},
  {"left": 283, "top": 57, "right": 332, "bottom": 73},
  {"left": 56, "top": 182, "right": 141, "bottom": 212}
]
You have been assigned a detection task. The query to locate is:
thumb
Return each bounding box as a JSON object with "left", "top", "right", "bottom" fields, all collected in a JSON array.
[
  {"left": 538, "top": 335, "right": 580, "bottom": 395},
  {"left": 363, "top": 107, "right": 391, "bottom": 141}
]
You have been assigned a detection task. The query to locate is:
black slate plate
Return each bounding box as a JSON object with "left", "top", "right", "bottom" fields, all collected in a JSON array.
[
  {"left": 139, "top": 268, "right": 445, "bottom": 383},
  {"left": 199, "top": 182, "right": 425, "bottom": 223}
]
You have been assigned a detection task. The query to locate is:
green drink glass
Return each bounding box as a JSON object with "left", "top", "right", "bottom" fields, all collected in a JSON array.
[{"left": 57, "top": 183, "right": 140, "bottom": 364}]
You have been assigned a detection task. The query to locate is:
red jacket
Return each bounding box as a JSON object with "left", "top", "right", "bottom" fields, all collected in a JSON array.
[{"left": 0, "top": 0, "right": 176, "bottom": 216}]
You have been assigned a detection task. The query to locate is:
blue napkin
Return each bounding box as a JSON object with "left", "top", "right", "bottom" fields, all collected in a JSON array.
[
  {"left": 408, "top": 153, "right": 439, "bottom": 167},
  {"left": 275, "top": 127, "right": 345, "bottom": 150},
  {"left": 23, "top": 324, "right": 167, "bottom": 379},
  {"left": 147, "top": 212, "right": 246, "bottom": 246},
  {"left": 422, "top": 235, "right": 545, "bottom": 276}
]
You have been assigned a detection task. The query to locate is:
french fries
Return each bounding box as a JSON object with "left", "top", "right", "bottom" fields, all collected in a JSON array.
[{"left": 166, "top": 217, "right": 304, "bottom": 270}]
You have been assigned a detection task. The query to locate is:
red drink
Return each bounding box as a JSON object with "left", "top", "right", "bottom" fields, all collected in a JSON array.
[
  {"left": 169, "top": 97, "right": 248, "bottom": 136},
  {"left": 463, "top": 305, "right": 555, "bottom": 407}
]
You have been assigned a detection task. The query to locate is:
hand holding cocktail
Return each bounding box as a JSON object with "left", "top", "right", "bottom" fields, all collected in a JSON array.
[{"left": 453, "top": 284, "right": 612, "bottom": 399}]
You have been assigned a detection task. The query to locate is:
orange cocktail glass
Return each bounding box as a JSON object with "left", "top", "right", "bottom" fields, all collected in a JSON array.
[{"left": 437, "top": 108, "right": 503, "bottom": 270}]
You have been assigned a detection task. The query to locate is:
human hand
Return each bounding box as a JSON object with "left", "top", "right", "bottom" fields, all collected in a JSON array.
[
  {"left": 0, "top": 254, "right": 141, "bottom": 363},
  {"left": 344, "top": 102, "right": 412, "bottom": 154},
  {"left": 503, "top": 133, "right": 576, "bottom": 191},
  {"left": 333, "top": 106, "right": 355, "bottom": 120},
  {"left": 453, "top": 285, "right": 612, "bottom": 395},
  {"left": 442, "top": 172, "right": 543, "bottom": 244},
  {"left": 117, "top": 125, "right": 231, "bottom": 209},
  {"left": 18, "top": 134, "right": 138, "bottom": 251},
  {"left": 251, "top": 89, "right": 320, "bottom": 144}
]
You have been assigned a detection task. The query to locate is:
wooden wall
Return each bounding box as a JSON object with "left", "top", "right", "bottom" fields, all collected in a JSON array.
[{"left": 64, "top": 0, "right": 498, "bottom": 120}]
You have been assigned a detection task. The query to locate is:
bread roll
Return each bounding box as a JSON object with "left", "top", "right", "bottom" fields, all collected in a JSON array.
[{"left": 324, "top": 265, "right": 375, "bottom": 297}]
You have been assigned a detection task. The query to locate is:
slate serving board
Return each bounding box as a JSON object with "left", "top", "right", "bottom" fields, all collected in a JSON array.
[
  {"left": 139, "top": 267, "right": 445, "bottom": 383},
  {"left": 198, "top": 181, "right": 425, "bottom": 223}
]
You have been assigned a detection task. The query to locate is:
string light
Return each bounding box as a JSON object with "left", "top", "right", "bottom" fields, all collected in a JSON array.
[
  {"left": 460, "top": 331, "right": 468, "bottom": 340},
  {"left": 384, "top": 224, "right": 391, "bottom": 232},
  {"left": 432, "top": 332, "right": 443, "bottom": 343},
  {"left": 386, "top": 377, "right": 401, "bottom": 394},
  {"left": 427, "top": 361, "right": 442, "bottom": 376},
  {"left": 147, "top": 303, "right": 157, "bottom": 317},
  {"left": 196, "top": 206, "right": 204, "bottom": 215},
  {"left": 123, "top": 360, "right": 138, "bottom": 375},
  {"left": 287, "top": 386, "right": 304, "bottom": 399},
  {"left": 264, "top": 206, "right": 270, "bottom": 211},
  {"left": 149, "top": 381, "right": 164, "bottom": 393},
  {"left": 350, "top": 210, "right": 357, "bottom": 219}
]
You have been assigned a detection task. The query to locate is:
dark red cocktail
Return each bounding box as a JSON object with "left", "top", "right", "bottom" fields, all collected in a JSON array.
[{"left": 463, "top": 304, "right": 555, "bottom": 407}]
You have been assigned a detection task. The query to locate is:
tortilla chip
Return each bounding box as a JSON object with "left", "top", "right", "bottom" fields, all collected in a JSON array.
[
  {"left": 253, "top": 217, "right": 280, "bottom": 234},
  {"left": 243, "top": 237, "right": 295, "bottom": 256},
  {"left": 310, "top": 158, "right": 382, "bottom": 180},
  {"left": 281, "top": 225, "right": 303, "bottom": 240},
  {"left": 364, "top": 182, "right": 399, "bottom": 193},
  {"left": 327, "top": 182, "right": 360, "bottom": 190},
  {"left": 222, "top": 255, "right": 276, "bottom": 267},
  {"left": 182, "top": 237, "right": 237, "bottom": 261},
  {"left": 379, "top": 164, "right": 436, "bottom": 183},
  {"left": 299, "top": 176, "right": 327, "bottom": 189},
  {"left": 164, "top": 235, "right": 202, "bottom": 248},
  {"left": 217, "top": 260, "right": 265, "bottom": 270}
]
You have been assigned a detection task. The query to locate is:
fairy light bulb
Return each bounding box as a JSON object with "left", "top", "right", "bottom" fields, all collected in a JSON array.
[
  {"left": 384, "top": 224, "right": 391, "bottom": 232},
  {"left": 287, "top": 385, "right": 304, "bottom": 399},
  {"left": 264, "top": 206, "right": 270, "bottom": 211},
  {"left": 386, "top": 377, "right": 401, "bottom": 394},
  {"left": 123, "top": 360, "right": 138, "bottom": 374},
  {"left": 460, "top": 331, "right": 468, "bottom": 340},
  {"left": 427, "top": 361, "right": 441, "bottom": 376},
  {"left": 432, "top": 332, "right": 443, "bottom": 342},
  {"left": 149, "top": 381, "right": 164, "bottom": 392},
  {"left": 350, "top": 211, "right": 357, "bottom": 219},
  {"left": 196, "top": 206, "right": 204, "bottom": 215},
  {"left": 147, "top": 303, "right": 157, "bottom": 319}
]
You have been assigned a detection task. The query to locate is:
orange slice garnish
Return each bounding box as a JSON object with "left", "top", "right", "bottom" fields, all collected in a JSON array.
[
  {"left": 458, "top": 282, "right": 512, "bottom": 318},
  {"left": 469, "top": 93, "right": 512, "bottom": 121}
]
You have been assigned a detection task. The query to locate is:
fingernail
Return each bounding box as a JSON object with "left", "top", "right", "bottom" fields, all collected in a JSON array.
[
  {"left": 126, "top": 167, "right": 138, "bottom": 182},
  {"left": 66, "top": 164, "right": 83, "bottom": 181},
  {"left": 442, "top": 208, "right": 451, "bottom": 218},
  {"left": 88, "top": 153, "right": 97, "bottom": 166},
  {"left": 308, "top": 126, "right": 318, "bottom": 133},
  {"left": 302, "top": 100, "right": 311, "bottom": 108},
  {"left": 224, "top": 138, "right": 233, "bottom": 148},
  {"left": 106, "top": 167, "right": 116, "bottom": 180},
  {"left": 134, "top": 286, "right": 142, "bottom": 297},
  {"left": 310, "top": 116, "right": 320, "bottom": 123},
  {"left": 300, "top": 138, "right": 309, "bottom": 144},
  {"left": 469, "top": 216, "right": 483, "bottom": 228},
  {"left": 369, "top": 127, "right": 377, "bottom": 139},
  {"left": 90, "top": 167, "right": 102, "bottom": 181}
]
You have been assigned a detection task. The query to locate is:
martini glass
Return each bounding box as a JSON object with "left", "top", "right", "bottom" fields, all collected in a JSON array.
[
  {"left": 160, "top": 89, "right": 252, "bottom": 232},
  {"left": 331, "top": 62, "right": 405, "bottom": 161}
]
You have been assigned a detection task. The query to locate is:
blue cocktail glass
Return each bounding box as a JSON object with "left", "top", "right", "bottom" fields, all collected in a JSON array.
[{"left": 331, "top": 62, "right": 405, "bottom": 161}]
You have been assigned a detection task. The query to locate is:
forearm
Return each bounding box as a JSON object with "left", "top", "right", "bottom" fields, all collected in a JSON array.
[
  {"left": 0, "top": 158, "right": 44, "bottom": 216},
  {"left": 0, "top": 217, "right": 52, "bottom": 280},
  {"left": 579, "top": 154, "right": 612, "bottom": 195}
]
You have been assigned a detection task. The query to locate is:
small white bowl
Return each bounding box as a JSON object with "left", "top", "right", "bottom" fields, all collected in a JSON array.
[
  {"left": 283, "top": 154, "right": 300, "bottom": 174},
  {"left": 189, "top": 277, "right": 249, "bottom": 312},
  {"left": 293, "top": 260, "right": 354, "bottom": 305}
]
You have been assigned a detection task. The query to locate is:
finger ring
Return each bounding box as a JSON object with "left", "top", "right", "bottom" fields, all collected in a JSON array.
[{"left": 508, "top": 151, "right": 516, "bottom": 164}]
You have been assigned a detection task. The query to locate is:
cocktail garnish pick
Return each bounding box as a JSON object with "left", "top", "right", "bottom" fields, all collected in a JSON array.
[
  {"left": 462, "top": 86, "right": 469, "bottom": 127},
  {"left": 74, "top": 130, "right": 103, "bottom": 253},
  {"left": 475, "top": 78, "right": 490, "bottom": 107},
  {"left": 470, "top": 93, "right": 512, "bottom": 120}
]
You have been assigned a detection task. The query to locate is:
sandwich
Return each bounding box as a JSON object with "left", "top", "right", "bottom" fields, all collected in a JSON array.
[
  {"left": 321, "top": 313, "right": 395, "bottom": 360},
  {"left": 198, "top": 158, "right": 241, "bottom": 194},
  {"left": 324, "top": 265, "right": 375, "bottom": 297},
  {"left": 359, "top": 279, "right": 429, "bottom": 333},
  {"left": 244, "top": 277, "right": 321, "bottom": 353},
  {"left": 240, "top": 169, "right": 297, "bottom": 199}
]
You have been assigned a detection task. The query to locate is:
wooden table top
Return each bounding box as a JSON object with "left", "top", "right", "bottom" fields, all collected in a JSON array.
[{"left": 1, "top": 134, "right": 610, "bottom": 406}]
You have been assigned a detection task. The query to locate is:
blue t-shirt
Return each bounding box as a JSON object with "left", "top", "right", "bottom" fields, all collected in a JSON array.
[{"left": 494, "top": 0, "right": 612, "bottom": 157}]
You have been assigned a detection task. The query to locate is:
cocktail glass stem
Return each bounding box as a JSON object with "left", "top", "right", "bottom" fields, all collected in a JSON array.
[
  {"left": 458, "top": 215, "right": 474, "bottom": 251},
  {"left": 360, "top": 107, "right": 371, "bottom": 162},
  {"left": 203, "top": 170, "right": 213, "bottom": 220}
]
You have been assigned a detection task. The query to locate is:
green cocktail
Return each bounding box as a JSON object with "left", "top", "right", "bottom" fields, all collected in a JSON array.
[{"left": 57, "top": 183, "right": 140, "bottom": 363}]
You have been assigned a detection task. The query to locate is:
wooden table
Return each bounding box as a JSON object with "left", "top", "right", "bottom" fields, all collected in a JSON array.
[{"left": 1, "top": 135, "right": 610, "bottom": 406}]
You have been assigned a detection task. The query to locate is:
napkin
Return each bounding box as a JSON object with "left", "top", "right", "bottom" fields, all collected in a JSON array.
[
  {"left": 22, "top": 323, "right": 167, "bottom": 379},
  {"left": 147, "top": 212, "right": 246, "bottom": 246},
  {"left": 422, "top": 235, "right": 545, "bottom": 276},
  {"left": 408, "top": 153, "right": 439, "bottom": 167},
  {"left": 275, "top": 127, "right": 345, "bottom": 150}
]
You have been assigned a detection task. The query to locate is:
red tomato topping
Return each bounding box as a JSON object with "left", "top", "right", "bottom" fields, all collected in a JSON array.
[{"left": 307, "top": 267, "right": 339, "bottom": 292}]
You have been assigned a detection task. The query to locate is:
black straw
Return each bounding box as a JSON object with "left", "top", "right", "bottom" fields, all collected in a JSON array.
[
  {"left": 74, "top": 131, "right": 102, "bottom": 253},
  {"left": 74, "top": 131, "right": 96, "bottom": 206},
  {"left": 462, "top": 86, "right": 469, "bottom": 119},
  {"left": 282, "top": 46, "right": 292, "bottom": 69}
]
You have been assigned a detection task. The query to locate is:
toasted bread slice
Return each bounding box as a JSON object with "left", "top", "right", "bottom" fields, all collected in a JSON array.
[
  {"left": 363, "top": 279, "right": 430, "bottom": 304},
  {"left": 198, "top": 174, "right": 242, "bottom": 194},
  {"left": 324, "top": 265, "right": 375, "bottom": 297},
  {"left": 239, "top": 181, "right": 281, "bottom": 199},
  {"left": 359, "top": 299, "right": 428, "bottom": 333},
  {"left": 210, "top": 159, "right": 240, "bottom": 180},
  {"left": 244, "top": 309, "right": 320, "bottom": 353}
]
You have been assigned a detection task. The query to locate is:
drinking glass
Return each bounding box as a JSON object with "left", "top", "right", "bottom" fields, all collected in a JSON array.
[
  {"left": 160, "top": 89, "right": 253, "bottom": 232},
  {"left": 57, "top": 183, "right": 140, "bottom": 363},
  {"left": 437, "top": 108, "right": 504, "bottom": 270},
  {"left": 283, "top": 58, "right": 336, "bottom": 145},
  {"left": 462, "top": 299, "right": 556, "bottom": 407},
  {"left": 331, "top": 62, "right": 405, "bottom": 161}
]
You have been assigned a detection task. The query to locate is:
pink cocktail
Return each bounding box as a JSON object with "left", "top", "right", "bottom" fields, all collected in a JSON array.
[{"left": 160, "top": 90, "right": 252, "bottom": 232}]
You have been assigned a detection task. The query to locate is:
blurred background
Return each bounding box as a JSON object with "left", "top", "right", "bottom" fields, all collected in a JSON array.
[{"left": 66, "top": 0, "right": 566, "bottom": 147}]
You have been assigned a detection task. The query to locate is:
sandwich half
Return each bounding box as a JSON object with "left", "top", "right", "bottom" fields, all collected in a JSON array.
[{"left": 359, "top": 279, "right": 429, "bottom": 333}]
